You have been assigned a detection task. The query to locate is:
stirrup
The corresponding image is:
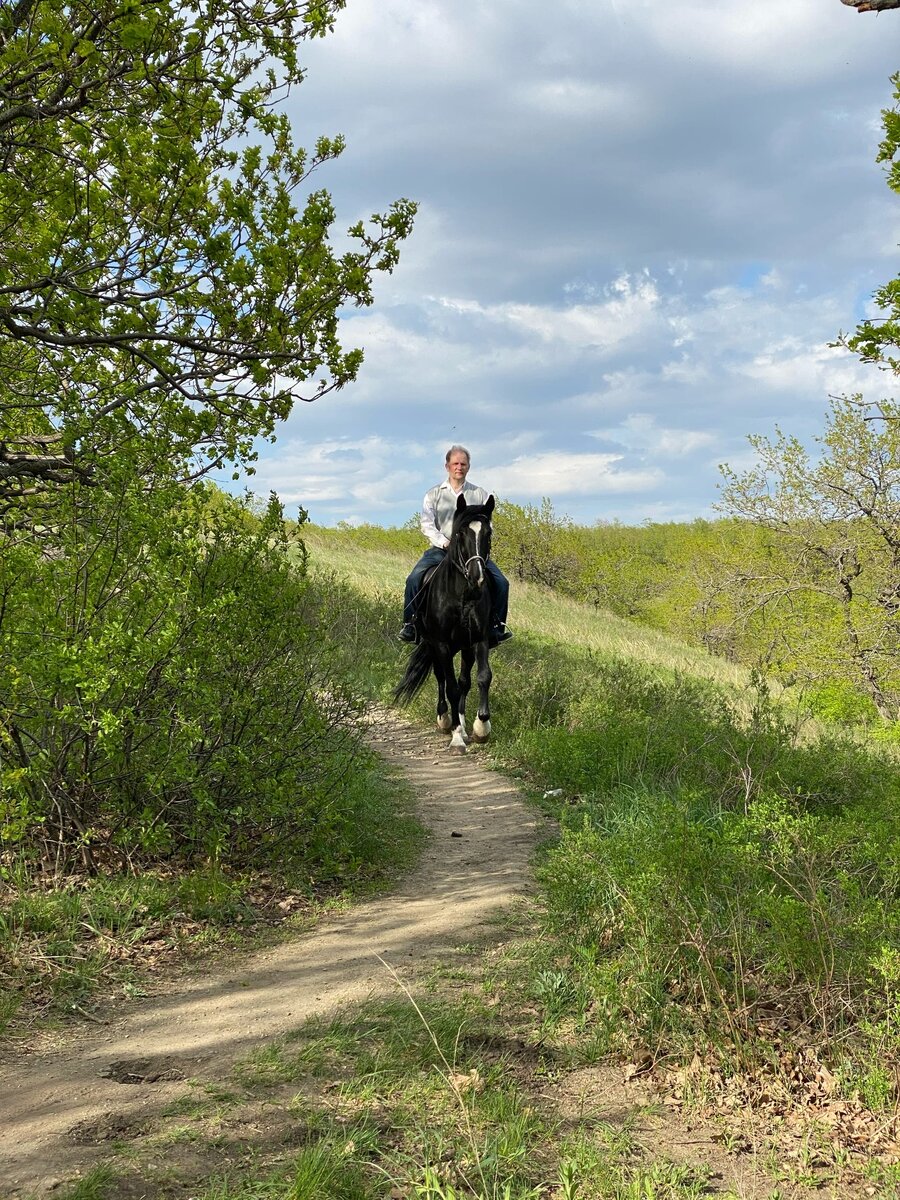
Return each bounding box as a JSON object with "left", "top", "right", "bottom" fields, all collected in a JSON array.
[
  {"left": 398, "top": 623, "right": 417, "bottom": 643},
  {"left": 490, "top": 624, "right": 513, "bottom": 646}
]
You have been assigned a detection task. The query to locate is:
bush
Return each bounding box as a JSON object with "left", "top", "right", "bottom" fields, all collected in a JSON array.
[
  {"left": 471, "top": 635, "right": 900, "bottom": 1073},
  {"left": 0, "top": 482, "right": 400, "bottom": 877}
]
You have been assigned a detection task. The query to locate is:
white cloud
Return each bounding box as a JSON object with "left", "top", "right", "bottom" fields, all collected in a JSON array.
[
  {"left": 436, "top": 273, "right": 661, "bottom": 352},
  {"left": 231, "top": 0, "right": 900, "bottom": 529},
  {"left": 516, "top": 77, "right": 646, "bottom": 123},
  {"left": 637, "top": 0, "right": 863, "bottom": 82},
  {"left": 735, "top": 339, "right": 879, "bottom": 399},
  {"left": 590, "top": 414, "right": 717, "bottom": 457},
  {"left": 249, "top": 436, "right": 429, "bottom": 514},
  {"left": 485, "top": 452, "right": 663, "bottom": 498}
]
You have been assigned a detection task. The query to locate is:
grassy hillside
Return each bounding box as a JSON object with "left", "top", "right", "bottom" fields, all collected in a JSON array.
[
  {"left": 301, "top": 525, "right": 749, "bottom": 694},
  {"left": 19, "top": 519, "right": 900, "bottom": 1199},
  {"left": 303, "top": 523, "right": 900, "bottom": 1188}
]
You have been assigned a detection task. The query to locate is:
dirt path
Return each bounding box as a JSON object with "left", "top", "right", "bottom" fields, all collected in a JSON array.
[
  {"left": 0, "top": 712, "right": 542, "bottom": 1197},
  {"left": 0, "top": 712, "right": 836, "bottom": 1200}
]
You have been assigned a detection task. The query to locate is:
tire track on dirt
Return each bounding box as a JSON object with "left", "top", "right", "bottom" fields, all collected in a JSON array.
[{"left": 0, "top": 710, "right": 542, "bottom": 1197}]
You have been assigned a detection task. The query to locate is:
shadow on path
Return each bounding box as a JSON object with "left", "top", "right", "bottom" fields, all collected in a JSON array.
[{"left": 0, "top": 711, "right": 542, "bottom": 1196}]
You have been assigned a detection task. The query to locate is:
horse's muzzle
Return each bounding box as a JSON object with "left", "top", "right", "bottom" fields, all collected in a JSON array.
[{"left": 464, "top": 555, "right": 486, "bottom": 586}]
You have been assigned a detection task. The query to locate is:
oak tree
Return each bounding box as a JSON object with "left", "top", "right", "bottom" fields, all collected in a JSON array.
[
  {"left": 719, "top": 397, "right": 900, "bottom": 720},
  {"left": 0, "top": 0, "right": 415, "bottom": 508}
]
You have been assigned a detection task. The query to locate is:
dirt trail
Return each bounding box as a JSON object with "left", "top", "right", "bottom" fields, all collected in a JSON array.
[
  {"left": 0, "top": 712, "right": 825, "bottom": 1200},
  {"left": 0, "top": 712, "right": 542, "bottom": 1197}
]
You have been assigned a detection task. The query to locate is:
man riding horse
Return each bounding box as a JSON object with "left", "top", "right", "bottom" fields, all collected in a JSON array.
[{"left": 398, "top": 445, "right": 512, "bottom": 648}]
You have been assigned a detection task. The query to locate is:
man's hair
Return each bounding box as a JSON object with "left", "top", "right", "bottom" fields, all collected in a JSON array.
[{"left": 445, "top": 444, "right": 471, "bottom": 465}]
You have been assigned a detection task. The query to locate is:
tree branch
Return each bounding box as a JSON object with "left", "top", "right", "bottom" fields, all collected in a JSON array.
[{"left": 840, "top": 0, "right": 900, "bottom": 10}]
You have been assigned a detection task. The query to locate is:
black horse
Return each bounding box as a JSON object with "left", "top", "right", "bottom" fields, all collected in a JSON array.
[{"left": 394, "top": 493, "right": 495, "bottom": 754}]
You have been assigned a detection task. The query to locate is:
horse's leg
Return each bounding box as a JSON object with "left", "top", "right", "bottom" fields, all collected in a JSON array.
[
  {"left": 436, "top": 643, "right": 467, "bottom": 754},
  {"left": 457, "top": 645, "right": 474, "bottom": 742},
  {"left": 435, "top": 666, "right": 451, "bottom": 733},
  {"left": 471, "top": 639, "right": 493, "bottom": 743}
]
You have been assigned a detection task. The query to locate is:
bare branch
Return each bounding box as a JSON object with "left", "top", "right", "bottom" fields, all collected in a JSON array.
[{"left": 841, "top": 0, "right": 900, "bottom": 11}]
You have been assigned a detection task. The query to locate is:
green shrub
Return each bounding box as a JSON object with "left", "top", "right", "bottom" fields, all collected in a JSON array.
[
  {"left": 536, "top": 777, "right": 900, "bottom": 1060},
  {"left": 0, "top": 482, "right": 409, "bottom": 878},
  {"left": 806, "top": 680, "right": 881, "bottom": 726}
]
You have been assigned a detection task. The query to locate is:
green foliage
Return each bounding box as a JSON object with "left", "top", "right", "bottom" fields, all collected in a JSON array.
[
  {"left": 0, "top": 0, "right": 415, "bottom": 503},
  {"left": 0, "top": 500, "right": 422, "bottom": 1020},
  {"left": 537, "top": 774, "right": 900, "bottom": 1066},
  {"left": 247, "top": 997, "right": 557, "bottom": 1200},
  {"left": 486, "top": 638, "right": 900, "bottom": 1069},
  {"left": 0, "top": 481, "right": 411, "bottom": 877},
  {"left": 191, "top": 1144, "right": 376, "bottom": 1199},
  {"left": 841, "top": 71, "right": 900, "bottom": 374},
  {"left": 56, "top": 1167, "right": 117, "bottom": 1200},
  {"left": 806, "top": 680, "right": 881, "bottom": 725},
  {"left": 307, "top": 520, "right": 424, "bottom": 559},
  {"left": 493, "top": 499, "right": 582, "bottom": 589},
  {"left": 719, "top": 396, "right": 900, "bottom": 720},
  {"left": 0, "top": 863, "right": 258, "bottom": 1018}
]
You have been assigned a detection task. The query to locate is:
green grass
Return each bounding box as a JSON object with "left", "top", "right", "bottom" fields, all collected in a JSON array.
[
  {"left": 305, "top": 529, "right": 900, "bottom": 1112},
  {"left": 0, "top": 750, "right": 423, "bottom": 1033},
  {"left": 301, "top": 528, "right": 750, "bottom": 694},
  {"left": 55, "top": 984, "right": 779, "bottom": 1200},
  {"left": 54, "top": 1167, "right": 117, "bottom": 1200}
]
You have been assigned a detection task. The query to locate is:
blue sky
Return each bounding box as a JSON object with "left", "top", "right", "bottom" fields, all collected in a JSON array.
[{"left": 225, "top": 0, "right": 900, "bottom": 529}]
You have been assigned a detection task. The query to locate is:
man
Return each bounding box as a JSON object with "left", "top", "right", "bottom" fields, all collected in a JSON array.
[{"left": 399, "top": 445, "right": 512, "bottom": 646}]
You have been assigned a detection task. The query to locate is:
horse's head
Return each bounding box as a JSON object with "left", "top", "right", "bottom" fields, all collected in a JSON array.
[{"left": 451, "top": 492, "right": 494, "bottom": 587}]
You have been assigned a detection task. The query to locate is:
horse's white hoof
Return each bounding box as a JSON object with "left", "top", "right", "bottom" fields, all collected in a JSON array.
[
  {"left": 449, "top": 731, "right": 468, "bottom": 754},
  {"left": 437, "top": 714, "right": 452, "bottom": 733},
  {"left": 472, "top": 718, "right": 491, "bottom": 743},
  {"left": 448, "top": 743, "right": 467, "bottom": 755}
]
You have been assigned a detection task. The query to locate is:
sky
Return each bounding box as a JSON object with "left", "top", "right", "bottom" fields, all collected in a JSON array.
[{"left": 225, "top": 0, "right": 900, "bottom": 529}]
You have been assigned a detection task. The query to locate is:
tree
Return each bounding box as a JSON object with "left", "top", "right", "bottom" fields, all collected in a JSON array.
[
  {"left": 833, "top": 73, "right": 900, "bottom": 380},
  {"left": 719, "top": 397, "right": 900, "bottom": 720},
  {"left": 0, "top": 0, "right": 415, "bottom": 506},
  {"left": 840, "top": 1, "right": 900, "bottom": 11},
  {"left": 493, "top": 498, "right": 581, "bottom": 590}
]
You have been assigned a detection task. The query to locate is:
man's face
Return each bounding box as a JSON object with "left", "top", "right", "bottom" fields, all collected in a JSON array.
[{"left": 447, "top": 452, "right": 470, "bottom": 484}]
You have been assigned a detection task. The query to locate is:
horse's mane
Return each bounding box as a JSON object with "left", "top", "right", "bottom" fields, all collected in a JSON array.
[{"left": 450, "top": 501, "right": 493, "bottom": 534}]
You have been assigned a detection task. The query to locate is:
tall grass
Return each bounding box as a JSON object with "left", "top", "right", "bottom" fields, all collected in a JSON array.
[
  {"left": 301, "top": 526, "right": 749, "bottom": 692},
  {"left": 306, "top": 528, "right": 900, "bottom": 1100}
]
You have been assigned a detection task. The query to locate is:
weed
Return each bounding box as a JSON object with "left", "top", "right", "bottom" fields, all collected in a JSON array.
[
  {"left": 190, "top": 1138, "right": 375, "bottom": 1199},
  {"left": 55, "top": 1166, "right": 116, "bottom": 1200},
  {"left": 532, "top": 967, "right": 579, "bottom": 1027}
]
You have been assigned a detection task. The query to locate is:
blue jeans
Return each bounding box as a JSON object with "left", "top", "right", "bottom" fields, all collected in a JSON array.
[{"left": 403, "top": 549, "right": 509, "bottom": 625}]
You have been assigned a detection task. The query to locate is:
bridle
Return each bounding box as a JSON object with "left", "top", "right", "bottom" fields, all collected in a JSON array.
[{"left": 451, "top": 517, "right": 490, "bottom": 584}]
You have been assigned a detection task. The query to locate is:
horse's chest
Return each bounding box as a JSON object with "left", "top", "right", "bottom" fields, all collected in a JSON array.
[{"left": 460, "top": 594, "right": 488, "bottom": 627}]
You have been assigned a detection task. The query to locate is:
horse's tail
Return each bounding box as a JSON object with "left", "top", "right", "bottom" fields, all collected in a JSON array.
[{"left": 394, "top": 641, "right": 434, "bottom": 706}]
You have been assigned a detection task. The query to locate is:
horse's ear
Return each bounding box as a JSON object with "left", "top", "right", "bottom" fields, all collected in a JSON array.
[
  {"left": 456, "top": 493, "right": 467, "bottom": 513},
  {"left": 485, "top": 494, "right": 495, "bottom": 515}
]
